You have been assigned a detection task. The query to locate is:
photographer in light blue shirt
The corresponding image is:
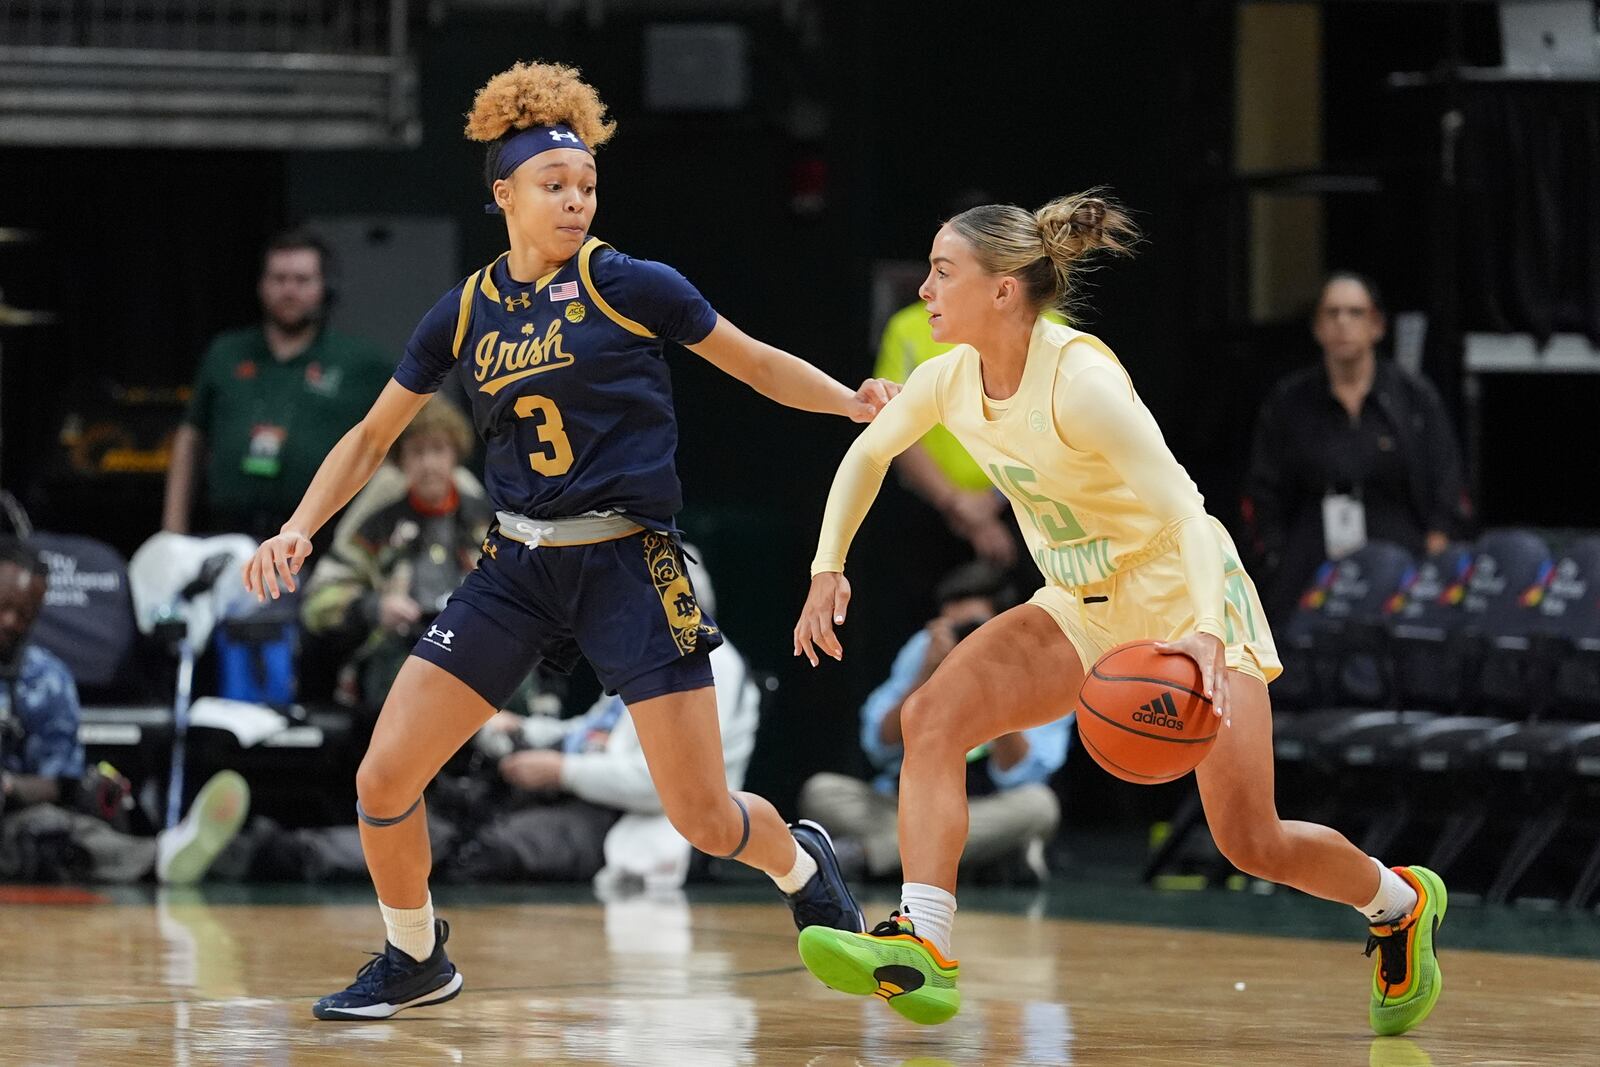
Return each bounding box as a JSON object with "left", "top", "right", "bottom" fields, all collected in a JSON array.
[{"left": 799, "top": 561, "right": 1069, "bottom": 882}]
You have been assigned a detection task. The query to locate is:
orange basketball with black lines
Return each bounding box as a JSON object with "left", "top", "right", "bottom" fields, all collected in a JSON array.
[{"left": 1074, "top": 640, "right": 1219, "bottom": 784}]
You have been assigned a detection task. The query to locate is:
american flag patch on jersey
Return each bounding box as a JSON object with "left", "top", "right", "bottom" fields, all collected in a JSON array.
[{"left": 549, "top": 281, "right": 579, "bottom": 301}]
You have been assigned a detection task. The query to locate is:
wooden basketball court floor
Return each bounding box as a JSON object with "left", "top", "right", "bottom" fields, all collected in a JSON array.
[{"left": 3, "top": 884, "right": 1597, "bottom": 1066}]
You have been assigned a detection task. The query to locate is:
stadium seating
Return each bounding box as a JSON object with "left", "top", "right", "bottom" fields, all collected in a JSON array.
[{"left": 1150, "top": 527, "right": 1600, "bottom": 907}]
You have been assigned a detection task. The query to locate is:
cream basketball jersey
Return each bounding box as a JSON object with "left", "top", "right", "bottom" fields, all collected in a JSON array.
[
  {"left": 813, "top": 314, "right": 1227, "bottom": 639},
  {"left": 932, "top": 316, "right": 1203, "bottom": 589}
]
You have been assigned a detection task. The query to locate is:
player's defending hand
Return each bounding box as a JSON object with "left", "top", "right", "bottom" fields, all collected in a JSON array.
[
  {"left": 794, "top": 571, "right": 851, "bottom": 666},
  {"left": 1154, "top": 631, "right": 1230, "bottom": 727},
  {"left": 846, "top": 377, "right": 902, "bottom": 422},
  {"left": 243, "top": 530, "right": 314, "bottom": 602}
]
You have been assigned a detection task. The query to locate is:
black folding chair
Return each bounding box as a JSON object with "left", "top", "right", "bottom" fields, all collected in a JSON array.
[
  {"left": 1477, "top": 536, "right": 1600, "bottom": 904},
  {"left": 1317, "top": 531, "right": 1553, "bottom": 889},
  {"left": 1146, "top": 543, "right": 1415, "bottom": 885}
]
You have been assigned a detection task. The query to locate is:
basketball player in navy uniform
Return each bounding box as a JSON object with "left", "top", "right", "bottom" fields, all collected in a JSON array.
[{"left": 243, "top": 60, "right": 880, "bottom": 1020}]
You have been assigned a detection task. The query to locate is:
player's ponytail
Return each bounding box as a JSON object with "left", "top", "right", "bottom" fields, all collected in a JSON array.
[
  {"left": 947, "top": 189, "right": 1138, "bottom": 320},
  {"left": 1033, "top": 190, "right": 1138, "bottom": 317}
]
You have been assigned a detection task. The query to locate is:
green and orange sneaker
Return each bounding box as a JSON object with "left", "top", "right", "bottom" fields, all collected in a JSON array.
[
  {"left": 1365, "top": 865, "right": 1448, "bottom": 1036},
  {"left": 797, "top": 912, "right": 961, "bottom": 1026}
]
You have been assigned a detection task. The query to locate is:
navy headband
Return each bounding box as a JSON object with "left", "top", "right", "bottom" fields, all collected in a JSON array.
[{"left": 484, "top": 124, "right": 592, "bottom": 214}]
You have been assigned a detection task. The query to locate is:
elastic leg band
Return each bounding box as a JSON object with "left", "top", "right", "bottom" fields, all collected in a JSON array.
[
  {"left": 356, "top": 796, "right": 422, "bottom": 828},
  {"left": 717, "top": 794, "right": 751, "bottom": 860}
]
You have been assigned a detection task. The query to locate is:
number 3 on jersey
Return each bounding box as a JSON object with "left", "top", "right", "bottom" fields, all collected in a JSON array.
[{"left": 514, "top": 395, "right": 574, "bottom": 476}]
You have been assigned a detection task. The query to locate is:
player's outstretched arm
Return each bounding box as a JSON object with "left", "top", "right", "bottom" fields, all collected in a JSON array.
[
  {"left": 243, "top": 380, "right": 432, "bottom": 601},
  {"left": 687, "top": 317, "right": 898, "bottom": 422},
  {"left": 794, "top": 360, "right": 944, "bottom": 666}
]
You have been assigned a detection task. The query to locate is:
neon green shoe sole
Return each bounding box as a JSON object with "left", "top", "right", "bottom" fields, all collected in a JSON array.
[
  {"left": 797, "top": 925, "right": 961, "bottom": 1026},
  {"left": 1369, "top": 865, "right": 1448, "bottom": 1037},
  {"left": 157, "top": 770, "right": 251, "bottom": 886}
]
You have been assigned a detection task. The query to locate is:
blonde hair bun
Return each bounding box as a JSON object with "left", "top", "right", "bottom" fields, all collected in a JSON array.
[
  {"left": 946, "top": 189, "right": 1139, "bottom": 319},
  {"left": 1035, "top": 190, "right": 1135, "bottom": 267}
]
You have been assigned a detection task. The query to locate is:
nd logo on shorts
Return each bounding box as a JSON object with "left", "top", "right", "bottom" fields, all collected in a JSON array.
[{"left": 643, "top": 533, "right": 702, "bottom": 655}]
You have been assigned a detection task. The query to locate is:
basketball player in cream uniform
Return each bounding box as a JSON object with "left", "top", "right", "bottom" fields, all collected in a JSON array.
[{"left": 792, "top": 194, "right": 1446, "bottom": 1036}]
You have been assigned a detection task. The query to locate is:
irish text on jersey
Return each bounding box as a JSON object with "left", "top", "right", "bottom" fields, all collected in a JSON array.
[{"left": 473, "top": 319, "right": 575, "bottom": 396}]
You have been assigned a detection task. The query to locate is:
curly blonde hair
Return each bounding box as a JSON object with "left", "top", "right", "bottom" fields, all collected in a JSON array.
[{"left": 464, "top": 60, "right": 616, "bottom": 148}]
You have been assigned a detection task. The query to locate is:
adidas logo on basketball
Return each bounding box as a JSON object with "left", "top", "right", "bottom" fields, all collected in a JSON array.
[{"left": 1133, "top": 690, "right": 1183, "bottom": 730}]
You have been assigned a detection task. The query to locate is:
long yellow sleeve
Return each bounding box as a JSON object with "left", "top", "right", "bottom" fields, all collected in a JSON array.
[
  {"left": 1056, "top": 365, "right": 1227, "bottom": 640},
  {"left": 810, "top": 356, "right": 947, "bottom": 575}
]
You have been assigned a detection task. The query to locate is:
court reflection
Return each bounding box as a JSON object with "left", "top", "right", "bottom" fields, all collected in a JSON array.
[{"left": 2, "top": 894, "right": 1596, "bottom": 1065}]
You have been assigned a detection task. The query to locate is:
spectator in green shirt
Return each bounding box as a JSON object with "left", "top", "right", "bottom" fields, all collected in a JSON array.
[{"left": 162, "top": 230, "right": 393, "bottom": 543}]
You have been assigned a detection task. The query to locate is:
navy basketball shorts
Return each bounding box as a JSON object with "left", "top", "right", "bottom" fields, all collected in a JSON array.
[{"left": 409, "top": 528, "right": 721, "bottom": 708}]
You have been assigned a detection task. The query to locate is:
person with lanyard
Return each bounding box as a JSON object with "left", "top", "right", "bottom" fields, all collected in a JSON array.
[
  {"left": 242, "top": 59, "right": 883, "bottom": 1021},
  {"left": 164, "top": 230, "right": 393, "bottom": 545},
  {"left": 1243, "top": 272, "right": 1472, "bottom": 626},
  {"left": 790, "top": 195, "right": 1446, "bottom": 1036}
]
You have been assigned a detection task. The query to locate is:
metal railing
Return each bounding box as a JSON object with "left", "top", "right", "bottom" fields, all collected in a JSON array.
[
  {"left": 0, "top": 0, "right": 417, "bottom": 148},
  {"left": 0, "top": 1, "right": 399, "bottom": 56}
]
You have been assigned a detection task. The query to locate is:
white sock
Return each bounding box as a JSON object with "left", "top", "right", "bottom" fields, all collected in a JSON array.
[
  {"left": 380, "top": 895, "right": 436, "bottom": 962},
  {"left": 900, "top": 882, "right": 956, "bottom": 958},
  {"left": 1357, "top": 859, "right": 1418, "bottom": 926},
  {"left": 772, "top": 841, "right": 818, "bottom": 895}
]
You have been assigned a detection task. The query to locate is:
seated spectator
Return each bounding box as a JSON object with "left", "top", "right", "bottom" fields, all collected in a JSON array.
[
  {"left": 216, "top": 553, "right": 759, "bottom": 888},
  {"left": 1243, "top": 272, "right": 1472, "bottom": 626},
  {"left": 300, "top": 397, "right": 497, "bottom": 713},
  {"left": 443, "top": 623, "right": 758, "bottom": 885},
  {"left": 0, "top": 537, "right": 247, "bottom": 884},
  {"left": 798, "top": 561, "right": 1068, "bottom": 882}
]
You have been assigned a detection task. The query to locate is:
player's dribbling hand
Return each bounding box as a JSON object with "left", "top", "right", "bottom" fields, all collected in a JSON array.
[
  {"left": 1154, "top": 631, "right": 1231, "bottom": 727},
  {"left": 846, "top": 377, "right": 901, "bottom": 423},
  {"left": 243, "top": 531, "right": 314, "bottom": 602},
  {"left": 794, "top": 571, "right": 851, "bottom": 666}
]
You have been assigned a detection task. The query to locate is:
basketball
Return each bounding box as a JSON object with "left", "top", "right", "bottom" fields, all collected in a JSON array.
[{"left": 1075, "top": 640, "right": 1219, "bottom": 784}]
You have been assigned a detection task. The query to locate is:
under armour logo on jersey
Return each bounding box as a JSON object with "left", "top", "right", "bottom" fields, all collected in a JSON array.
[
  {"left": 549, "top": 130, "right": 580, "bottom": 144},
  {"left": 504, "top": 292, "right": 531, "bottom": 311},
  {"left": 424, "top": 625, "right": 455, "bottom": 652}
]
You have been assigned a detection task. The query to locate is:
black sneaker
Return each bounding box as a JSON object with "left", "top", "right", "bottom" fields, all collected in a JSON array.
[
  {"left": 784, "top": 820, "right": 866, "bottom": 933},
  {"left": 312, "top": 918, "right": 463, "bottom": 1020}
]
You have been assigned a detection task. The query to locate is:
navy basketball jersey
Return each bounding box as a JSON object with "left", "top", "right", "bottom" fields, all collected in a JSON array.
[{"left": 395, "top": 237, "right": 718, "bottom": 525}]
